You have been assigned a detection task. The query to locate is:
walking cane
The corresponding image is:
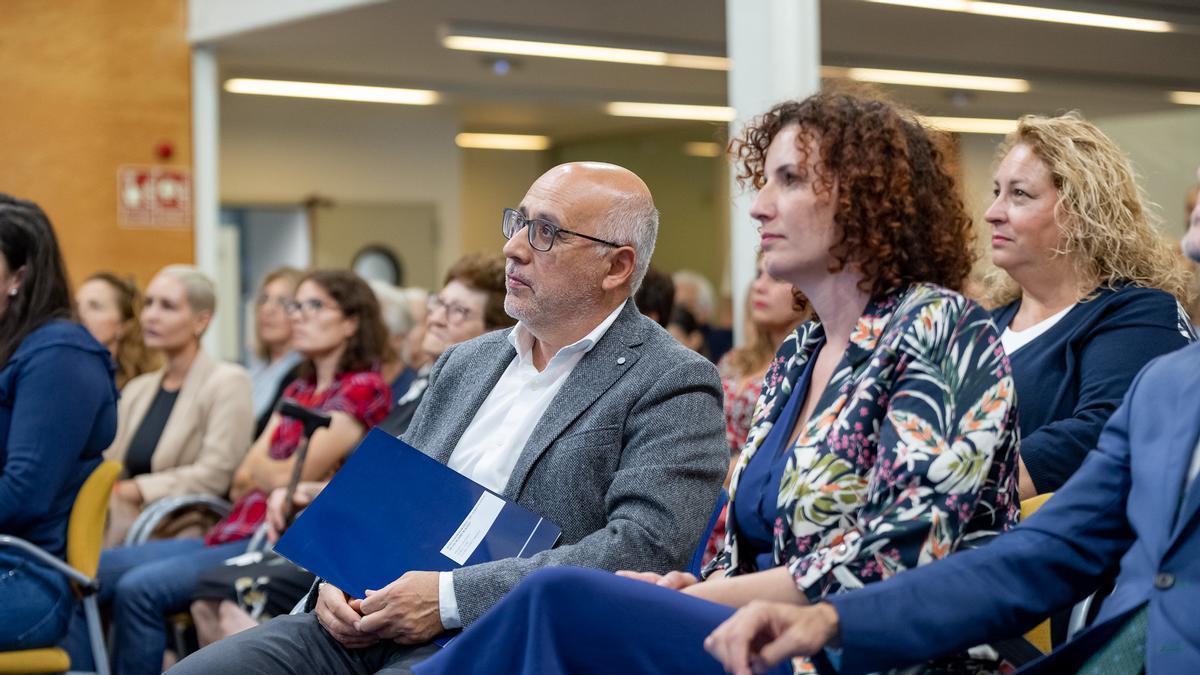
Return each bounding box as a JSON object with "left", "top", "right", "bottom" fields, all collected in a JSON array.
[{"left": 276, "top": 398, "right": 333, "bottom": 528}]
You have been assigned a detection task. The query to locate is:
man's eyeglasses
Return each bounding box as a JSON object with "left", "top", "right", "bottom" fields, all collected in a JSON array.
[
  {"left": 502, "top": 208, "right": 623, "bottom": 252},
  {"left": 428, "top": 295, "right": 476, "bottom": 324},
  {"left": 284, "top": 298, "right": 333, "bottom": 318}
]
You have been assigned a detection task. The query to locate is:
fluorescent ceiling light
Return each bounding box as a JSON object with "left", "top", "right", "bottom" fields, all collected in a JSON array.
[
  {"left": 455, "top": 133, "right": 551, "bottom": 150},
  {"left": 844, "top": 67, "right": 1029, "bottom": 92},
  {"left": 866, "top": 1, "right": 1173, "bottom": 33},
  {"left": 606, "top": 102, "right": 736, "bottom": 122},
  {"left": 1169, "top": 91, "right": 1200, "bottom": 106},
  {"left": 224, "top": 78, "right": 439, "bottom": 105},
  {"left": 683, "top": 142, "right": 723, "bottom": 157},
  {"left": 442, "top": 35, "right": 729, "bottom": 70},
  {"left": 921, "top": 115, "right": 1018, "bottom": 135}
]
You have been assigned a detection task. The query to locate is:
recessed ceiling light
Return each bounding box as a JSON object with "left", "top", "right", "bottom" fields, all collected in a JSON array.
[
  {"left": 606, "top": 102, "right": 736, "bottom": 122},
  {"left": 442, "top": 35, "right": 728, "bottom": 71},
  {"left": 224, "top": 79, "right": 439, "bottom": 105},
  {"left": 865, "top": 1, "right": 1173, "bottom": 33},
  {"left": 842, "top": 67, "right": 1029, "bottom": 93},
  {"left": 1169, "top": 91, "right": 1200, "bottom": 106},
  {"left": 921, "top": 115, "right": 1018, "bottom": 135},
  {"left": 683, "top": 142, "right": 723, "bottom": 157},
  {"left": 455, "top": 133, "right": 552, "bottom": 150}
]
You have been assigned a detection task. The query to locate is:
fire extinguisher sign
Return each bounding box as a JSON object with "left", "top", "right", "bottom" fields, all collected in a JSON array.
[{"left": 117, "top": 165, "right": 192, "bottom": 228}]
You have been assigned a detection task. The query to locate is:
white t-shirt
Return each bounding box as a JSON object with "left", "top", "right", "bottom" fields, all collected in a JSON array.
[{"left": 1000, "top": 303, "right": 1077, "bottom": 355}]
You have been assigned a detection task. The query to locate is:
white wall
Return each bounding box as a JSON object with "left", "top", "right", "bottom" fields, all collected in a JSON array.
[{"left": 219, "top": 92, "right": 461, "bottom": 279}]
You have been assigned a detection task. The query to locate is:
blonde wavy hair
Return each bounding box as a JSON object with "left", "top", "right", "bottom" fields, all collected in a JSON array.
[{"left": 983, "top": 112, "right": 1191, "bottom": 307}]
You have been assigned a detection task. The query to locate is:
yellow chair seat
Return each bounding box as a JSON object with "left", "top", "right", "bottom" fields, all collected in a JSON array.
[
  {"left": 1020, "top": 492, "right": 1056, "bottom": 654},
  {"left": 0, "top": 647, "right": 71, "bottom": 673}
]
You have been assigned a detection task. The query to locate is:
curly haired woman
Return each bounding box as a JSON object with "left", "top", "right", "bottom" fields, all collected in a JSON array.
[
  {"left": 413, "top": 90, "right": 1021, "bottom": 675},
  {"left": 982, "top": 113, "right": 1195, "bottom": 499}
]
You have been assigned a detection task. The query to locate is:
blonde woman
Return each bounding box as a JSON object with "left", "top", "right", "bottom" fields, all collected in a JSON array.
[
  {"left": 76, "top": 272, "right": 160, "bottom": 389},
  {"left": 983, "top": 112, "right": 1195, "bottom": 499}
]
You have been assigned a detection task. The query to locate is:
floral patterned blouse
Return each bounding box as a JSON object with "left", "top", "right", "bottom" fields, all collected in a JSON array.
[{"left": 704, "top": 283, "right": 1020, "bottom": 608}]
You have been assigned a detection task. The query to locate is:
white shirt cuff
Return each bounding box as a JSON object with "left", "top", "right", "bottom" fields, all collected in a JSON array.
[{"left": 438, "top": 571, "right": 462, "bottom": 630}]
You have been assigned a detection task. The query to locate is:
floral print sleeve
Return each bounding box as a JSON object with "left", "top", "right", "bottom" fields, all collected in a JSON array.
[
  {"left": 704, "top": 284, "right": 1020, "bottom": 599},
  {"left": 786, "top": 289, "right": 1019, "bottom": 601}
]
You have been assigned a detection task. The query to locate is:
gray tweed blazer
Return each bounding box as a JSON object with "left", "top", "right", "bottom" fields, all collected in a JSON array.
[{"left": 400, "top": 300, "right": 727, "bottom": 626}]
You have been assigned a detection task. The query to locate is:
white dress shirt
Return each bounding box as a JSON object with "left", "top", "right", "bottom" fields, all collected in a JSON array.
[{"left": 437, "top": 300, "right": 627, "bottom": 629}]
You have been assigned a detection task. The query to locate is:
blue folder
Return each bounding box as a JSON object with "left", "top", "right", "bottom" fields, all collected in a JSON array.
[{"left": 274, "top": 428, "right": 561, "bottom": 601}]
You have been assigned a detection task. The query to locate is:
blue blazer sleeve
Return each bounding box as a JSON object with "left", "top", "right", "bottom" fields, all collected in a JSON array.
[
  {"left": 827, "top": 364, "right": 1143, "bottom": 675},
  {"left": 1020, "top": 290, "right": 1192, "bottom": 492},
  {"left": 0, "top": 344, "right": 113, "bottom": 531}
]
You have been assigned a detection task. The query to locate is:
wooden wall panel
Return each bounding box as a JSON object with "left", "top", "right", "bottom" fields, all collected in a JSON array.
[{"left": 0, "top": 0, "right": 193, "bottom": 288}]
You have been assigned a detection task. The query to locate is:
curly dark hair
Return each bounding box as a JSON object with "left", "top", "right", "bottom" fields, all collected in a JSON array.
[
  {"left": 444, "top": 253, "right": 516, "bottom": 331},
  {"left": 296, "top": 269, "right": 391, "bottom": 380},
  {"left": 731, "top": 90, "right": 975, "bottom": 295}
]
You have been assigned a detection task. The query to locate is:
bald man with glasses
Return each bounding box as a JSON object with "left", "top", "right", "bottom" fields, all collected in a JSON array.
[{"left": 171, "top": 162, "right": 728, "bottom": 674}]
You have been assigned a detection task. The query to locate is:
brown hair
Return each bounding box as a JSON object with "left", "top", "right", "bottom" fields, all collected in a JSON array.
[
  {"left": 444, "top": 253, "right": 515, "bottom": 331},
  {"left": 85, "top": 272, "right": 161, "bottom": 389},
  {"left": 255, "top": 266, "right": 304, "bottom": 360},
  {"left": 731, "top": 89, "right": 976, "bottom": 296},
  {"left": 296, "top": 270, "right": 390, "bottom": 380}
]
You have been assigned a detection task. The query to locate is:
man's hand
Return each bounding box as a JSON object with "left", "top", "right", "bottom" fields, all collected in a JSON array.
[
  {"left": 704, "top": 601, "right": 839, "bottom": 675},
  {"left": 356, "top": 571, "right": 443, "bottom": 644},
  {"left": 265, "top": 481, "right": 324, "bottom": 542},
  {"left": 314, "top": 583, "right": 380, "bottom": 649},
  {"left": 113, "top": 479, "right": 144, "bottom": 507},
  {"left": 615, "top": 570, "right": 699, "bottom": 590}
]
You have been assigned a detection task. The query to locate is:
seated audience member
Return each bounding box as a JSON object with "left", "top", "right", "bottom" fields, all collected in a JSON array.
[
  {"left": 668, "top": 306, "right": 710, "bottom": 357},
  {"left": 674, "top": 269, "right": 733, "bottom": 362},
  {"left": 248, "top": 267, "right": 304, "bottom": 438},
  {"left": 369, "top": 280, "right": 419, "bottom": 404},
  {"left": 103, "top": 265, "right": 254, "bottom": 547},
  {"left": 376, "top": 254, "right": 514, "bottom": 436},
  {"left": 188, "top": 255, "right": 513, "bottom": 642},
  {"left": 71, "top": 269, "right": 392, "bottom": 675},
  {"left": 634, "top": 266, "right": 674, "bottom": 327},
  {"left": 168, "top": 161, "right": 728, "bottom": 674},
  {"left": 0, "top": 195, "right": 118, "bottom": 650},
  {"left": 982, "top": 113, "right": 1194, "bottom": 499},
  {"left": 703, "top": 260, "right": 808, "bottom": 564},
  {"left": 1184, "top": 183, "right": 1200, "bottom": 329},
  {"left": 704, "top": 192, "right": 1200, "bottom": 675},
  {"left": 76, "top": 272, "right": 160, "bottom": 389},
  {"left": 412, "top": 91, "right": 1020, "bottom": 675}
]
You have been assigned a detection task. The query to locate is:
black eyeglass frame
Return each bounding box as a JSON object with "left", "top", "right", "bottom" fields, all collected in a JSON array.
[{"left": 501, "top": 207, "right": 624, "bottom": 252}]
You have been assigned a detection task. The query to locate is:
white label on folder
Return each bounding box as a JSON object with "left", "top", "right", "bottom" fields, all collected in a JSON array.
[{"left": 440, "top": 492, "right": 505, "bottom": 565}]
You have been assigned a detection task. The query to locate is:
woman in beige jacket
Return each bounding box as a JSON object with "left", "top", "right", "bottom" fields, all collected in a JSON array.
[{"left": 104, "top": 265, "right": 253, "bottom": 546}]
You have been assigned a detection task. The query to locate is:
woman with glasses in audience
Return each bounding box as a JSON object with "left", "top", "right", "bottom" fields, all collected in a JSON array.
[
  {"left": 0, "top": 195, "right": 118, "bottom": 650},
  {"left": 415, "top": 90, "right": 1020, "bottom": 675},
  {"left": 188, "top": 254, "right": 514, "bottom": 647},
  {"left": 76, "top": 272, "right": 160, "bottom": 389},
  {"left": 71, "top": 269, "right": 392, "bottom": 675},
  {"left": 982, "top": 113, "right": 1194, "bottom": 500},
  {"left": 249, "top": 267, "right": 305, "bottom": 438},
  {"left": 103, "top": 265, "right": 254, "bottom": 547}
]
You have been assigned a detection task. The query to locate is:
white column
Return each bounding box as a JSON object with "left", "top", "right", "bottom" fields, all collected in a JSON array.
[
  {"left": 192, "top": 46, "right": 222, "bottom": 355},
  {"left": 726, "top": 0, "right": 820, "bottom": 344}
]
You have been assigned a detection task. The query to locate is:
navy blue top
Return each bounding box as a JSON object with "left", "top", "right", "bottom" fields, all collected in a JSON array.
[
  {"left": 0, "top": 320, "right": 118, "bottom": 558},
  {"left": 993, "top": 285, "right": 1194, "bottom": 492},
  {"left": 733, "top": 343, "right": 821, "bottom": 571}
]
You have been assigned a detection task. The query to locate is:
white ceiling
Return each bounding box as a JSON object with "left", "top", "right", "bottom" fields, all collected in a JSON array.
[{"left": 210, "top": 0, "right": 1200, "bottom": 141}]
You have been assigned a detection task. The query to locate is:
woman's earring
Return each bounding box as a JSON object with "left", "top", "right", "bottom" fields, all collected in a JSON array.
[{"left": 6, "top": 288, "right": 16, "bottom": 297}]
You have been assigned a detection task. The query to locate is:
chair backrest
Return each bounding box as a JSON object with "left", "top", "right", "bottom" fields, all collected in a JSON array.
[
  {"left": 1019, "top": 491, "right": 1056, "bottom": 654},
  {"left": 1020, "top": 493, "right": 1054, "bottom": 520},
  {"left": 67, "top": 460, "right": 123, "bottom": 578}
]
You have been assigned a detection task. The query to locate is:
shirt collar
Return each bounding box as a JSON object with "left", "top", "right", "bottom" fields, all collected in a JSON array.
[{"left": 508, "top": 299, "right": 628, "bottom": 366}]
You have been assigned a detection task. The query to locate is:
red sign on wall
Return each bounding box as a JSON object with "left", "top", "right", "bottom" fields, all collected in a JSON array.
[{"left": 117, "top": 165, "right": 191, "bottom": 228}]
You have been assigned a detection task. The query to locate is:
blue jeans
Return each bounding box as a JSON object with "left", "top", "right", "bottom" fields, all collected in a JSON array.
[
  {"left": 62, "top": 537, "right": 248, "bottom": 675},
  {"left": 0, "top": 548, "right": 74, "bottom": 649}
]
